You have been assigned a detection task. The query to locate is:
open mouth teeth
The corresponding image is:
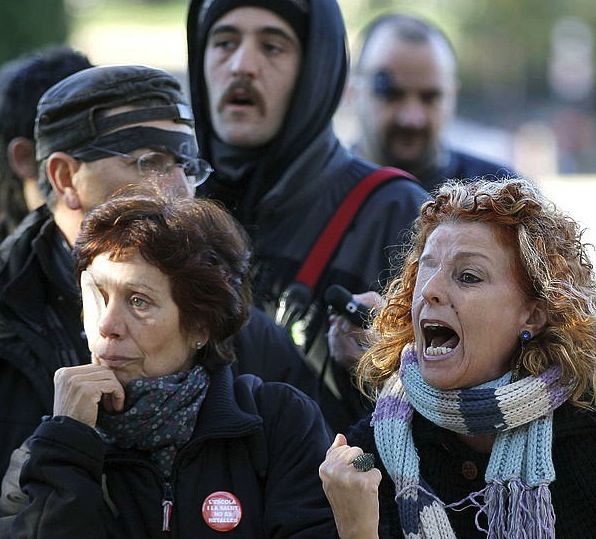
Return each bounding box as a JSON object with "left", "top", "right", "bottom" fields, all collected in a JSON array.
[
  {"left": 426, "top": 345, "right": 452, "bottom": 356},
  {"left": 422, "top": 322, "right": 460, "bottom": 356}
]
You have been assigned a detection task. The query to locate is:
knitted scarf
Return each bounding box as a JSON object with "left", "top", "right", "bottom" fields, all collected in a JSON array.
[
  {"left": 96, "top": 364, "right": 210, "bottom": 479},
  {"left": 372, "top": 344, "right": 572, "bottom": 539}
]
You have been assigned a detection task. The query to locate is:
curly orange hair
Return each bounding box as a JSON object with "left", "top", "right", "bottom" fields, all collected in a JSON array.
[{"left": 357, "top": 177, "right": 596, "bottom": 408}]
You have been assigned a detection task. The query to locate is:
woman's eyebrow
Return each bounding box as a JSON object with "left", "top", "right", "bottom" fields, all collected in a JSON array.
[
  {"left": 452, "top": 251, "right": 492, "bottom": 262},
  {"left": 419, "top": 251, "right": 492, "bottom": 265},
  {"left": 92, "top": 274, "right": 159, "bottom": 295}
]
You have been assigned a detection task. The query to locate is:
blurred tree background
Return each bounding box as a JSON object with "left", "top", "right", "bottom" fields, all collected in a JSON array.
[
  {"left": 0, "top": 0, "right": 69, "bottom": 64},
  {"left": 0, "top": 0, "right": 594, "bottom": 174},
  {"left": 343, "top": 0, "right": 596, "bottom": 174}
]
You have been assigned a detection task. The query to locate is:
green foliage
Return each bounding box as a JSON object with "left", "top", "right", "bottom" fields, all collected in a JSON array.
[
  {"left": 69, "top": 0, "right": 187, "bottom": 27},
  {"left": 0, "top": 0, "right": 69, "bottom": 65},
  {"left": 341, "top": 0, "right": 596, "bottom": 120}
]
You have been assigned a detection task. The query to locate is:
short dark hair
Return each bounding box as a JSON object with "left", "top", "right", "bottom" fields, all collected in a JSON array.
[
  {"left": 73, "top": 188, "right": 253, "bottom": 368},
  {"left": 0, "top": 46, "right": 92, "bottom": 143},
  {"left": 0, "top": 46, "right": 91, "bottom": 236},
  {"left": 355, "top": 13, "right": 456, "bottom": 71}
]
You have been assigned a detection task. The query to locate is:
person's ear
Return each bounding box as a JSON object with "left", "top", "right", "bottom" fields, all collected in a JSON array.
[
  {"left": 344, "top": 72, "right": 364, "bottom": 107},
  {"left": 7, "top": 137, "right": 37, "bottom": 181},
  {"left": 190, "top": 325, "right": 211, "bottom": 351},
  {"left": 522, "top": 299, "right": 548, "bottom": 337},
  {"left": 46, "top": 152, "right": 83, "bottom": 210}
]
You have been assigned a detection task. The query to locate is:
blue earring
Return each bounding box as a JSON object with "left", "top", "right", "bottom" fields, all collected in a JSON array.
[{"left": 520, "top": 330, "right": 532, "bottom": 346}]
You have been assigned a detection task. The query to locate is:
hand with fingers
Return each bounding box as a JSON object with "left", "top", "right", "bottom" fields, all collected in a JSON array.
[
  {"left": 328, "top": 291, "right": 383, "bottom": 371},
  {"left": 319, "top": 433, "right": 381, "bottom": 539},
  {"left": 53, "top": 364, "right": 125, "bottom": 427},
  {"left": 52, "top": 270, "right": 125, "bottom": 428}
]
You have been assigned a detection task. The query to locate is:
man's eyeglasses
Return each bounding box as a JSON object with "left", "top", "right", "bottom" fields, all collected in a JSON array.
[{"left": 87, "top": 146, "right": 214, "bottom": 189}]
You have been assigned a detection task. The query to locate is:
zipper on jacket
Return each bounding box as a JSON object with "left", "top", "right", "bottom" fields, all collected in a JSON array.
[{"left": 161, "top": 482, "right": 174, "bottom": 532}]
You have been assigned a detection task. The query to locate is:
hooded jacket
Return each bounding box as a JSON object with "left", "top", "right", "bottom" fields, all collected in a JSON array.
[{"left": 187, "top": 0, "right": 430, "bottom": 432}]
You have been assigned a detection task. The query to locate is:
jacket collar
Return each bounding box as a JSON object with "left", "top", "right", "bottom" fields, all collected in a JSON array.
[
  {"left": 104, "top": 365, "right": 263, "bottom": 463},
  {"left": 193, "top": 365, "right": 263, "bottom": 442}
]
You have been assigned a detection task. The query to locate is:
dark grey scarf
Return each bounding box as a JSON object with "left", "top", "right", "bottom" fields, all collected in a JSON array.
[{"left": 96, "top": 364, "right": 210, "bottom": 479}]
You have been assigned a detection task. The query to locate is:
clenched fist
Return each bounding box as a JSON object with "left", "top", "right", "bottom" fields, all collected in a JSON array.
[{"left": 319, "top": 433, "right": 381, "bottom": 539}]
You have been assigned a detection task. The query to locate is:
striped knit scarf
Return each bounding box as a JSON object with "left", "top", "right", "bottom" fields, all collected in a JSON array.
[{"left": 372, "top": 344, "right": 572, "bottom": 539}]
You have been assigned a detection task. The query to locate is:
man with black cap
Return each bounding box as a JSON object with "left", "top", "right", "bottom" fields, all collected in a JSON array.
[
  {"left": 0, "top": 63, "right": 316, "bottom": 484},
  {"left": 0, "top": 64, "right": 203, "bottom": 483},
  {"left": 187, "top": 0, "right": 429, "bottom": 433}
]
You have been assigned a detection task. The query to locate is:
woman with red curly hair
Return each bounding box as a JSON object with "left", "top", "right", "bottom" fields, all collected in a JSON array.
[{"left": 320, "top": 177, "right": 596, "bottom": 538}]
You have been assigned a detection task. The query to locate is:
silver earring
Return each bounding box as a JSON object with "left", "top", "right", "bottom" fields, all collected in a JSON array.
[{"left": 195, "top": 341, "right": 203, "bottom": 350}]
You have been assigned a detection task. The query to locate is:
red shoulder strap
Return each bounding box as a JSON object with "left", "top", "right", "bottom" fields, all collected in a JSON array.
[{"left": 294, "top": 166, "right": 415, "bottom": 290}]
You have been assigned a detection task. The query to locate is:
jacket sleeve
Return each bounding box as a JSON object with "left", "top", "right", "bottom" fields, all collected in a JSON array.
[
  {"left": 233, "top": 306, "right": 319, "bottom": 401},
  {"left": 7, "top": 416, "right": 112, "bottom": 539},
  {"left": 256, "top": 383, "right": 337, "bottom": 538}
]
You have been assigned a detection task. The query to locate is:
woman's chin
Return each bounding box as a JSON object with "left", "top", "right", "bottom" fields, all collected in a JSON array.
[
  {"left": 419, "top": 358, "right": 463, "bottom": 390},
  {"left": 113, "top": 371, "right": 135, "bottom": 387}
]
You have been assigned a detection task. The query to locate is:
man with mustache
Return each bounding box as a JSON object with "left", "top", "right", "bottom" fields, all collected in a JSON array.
[
  {"left": 187, "top": 0, "right": 429, "bottom": 432},
  {"left": 350, "top": 13, "right": 510, "bottom": 193}
]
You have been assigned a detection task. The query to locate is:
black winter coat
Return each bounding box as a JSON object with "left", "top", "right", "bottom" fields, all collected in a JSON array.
[
  {"left": 347, "top": 403, "right": 596, "bottom": 538},
  {"left": 8, "top": 367, "right": 335, "bottom": 538},
  {"left": 0, "top": 206, "right": 318, "bottom": 481},
  {"left": 414, "top": 148, "right": 513, "bottom": 194},
  {"left": 187, "top": 0, "right": 430, "bottom": 433}
]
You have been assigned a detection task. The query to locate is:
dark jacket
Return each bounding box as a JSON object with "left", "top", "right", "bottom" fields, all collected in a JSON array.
[
  {"left": 187, "top": 0, "right": 430, "bottom": 433},
  {"left": 0, "top": 206, "right": 318, "bottom": 480},
  {"left": 7, "top": 367, "right": 335, "bottom": 538},
  {"left": 347, "top": 403, "right": 596, "bottom": 538},
  {"left": 409, "top": 147, "right": 511, "bottom": 194}
]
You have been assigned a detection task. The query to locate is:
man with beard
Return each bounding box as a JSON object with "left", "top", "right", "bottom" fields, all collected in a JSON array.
[
  {"left": 350, "top": 13, "right": 510, "bottom": 193},
  {"left": 187, "top": 0, "right": 429, "bottom": 432}
]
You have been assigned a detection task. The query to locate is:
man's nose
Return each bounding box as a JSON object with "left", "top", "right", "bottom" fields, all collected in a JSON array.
[
  {"left": 229, "top": 42, "right": 259, "bottom": 77},
  {"left": 149, "top": 166, "right": 193, "bottom": 198},
  {"left": 395, "top": 97, "right": 427, "bottom": 128}
]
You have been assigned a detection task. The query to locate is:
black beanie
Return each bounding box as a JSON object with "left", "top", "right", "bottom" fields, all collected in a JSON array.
[{"left": 199, "top": 0, "right": 309, "bottom": 47}]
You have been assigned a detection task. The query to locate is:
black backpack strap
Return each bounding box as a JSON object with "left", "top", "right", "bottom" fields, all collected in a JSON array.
[{"left": 234, "top": 374, "right": 268, "bottom": 480}]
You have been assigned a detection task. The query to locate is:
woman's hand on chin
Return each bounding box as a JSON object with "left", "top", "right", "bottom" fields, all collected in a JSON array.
[
  {"left": 53, "top": 364, "right": 126, "bottom": 428},
  {"left": 319, "top": 433, "right": 381, "bottom": 539}
]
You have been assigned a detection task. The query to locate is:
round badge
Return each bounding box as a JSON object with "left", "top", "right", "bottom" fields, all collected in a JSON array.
[{"left": 202, "top": 491, "right": 243, "bottom": 532}]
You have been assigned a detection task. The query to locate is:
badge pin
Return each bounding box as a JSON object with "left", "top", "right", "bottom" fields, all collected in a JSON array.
[{"left": 202, "top": 491, "right": 242, "bottom": 532}]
